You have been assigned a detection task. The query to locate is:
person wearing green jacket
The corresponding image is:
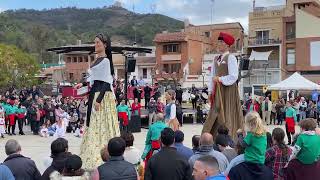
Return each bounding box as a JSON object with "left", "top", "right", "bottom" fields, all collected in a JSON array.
[
  {"left": 4, "top": 99, "right": 17, "bottom": 135},
  {"left": 285, "top": 100, "right": 297, "bottom": 145},
  {"left": 142, "top": 113, "right": 167, "bottom": 163},
  {"left": 116, "top": 99, "right": 131, "bottom": 132},
  {"left": 16, "top": 104, "right": 27, "bottom": 135}
]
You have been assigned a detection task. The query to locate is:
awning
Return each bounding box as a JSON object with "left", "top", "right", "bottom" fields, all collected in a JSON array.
[{"left": 249, "top": 50, "right": 272, "bottom": 61}]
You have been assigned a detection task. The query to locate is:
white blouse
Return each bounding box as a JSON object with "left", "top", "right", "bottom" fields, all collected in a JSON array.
[
  {"left": 208, "top": 52, "right": 239, "bottom": 93},
  {"left": 87, "top": 58, "right": 113, "bottom": 86}
]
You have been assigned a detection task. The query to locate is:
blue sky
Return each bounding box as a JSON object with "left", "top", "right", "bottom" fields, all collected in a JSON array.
[{"left": 0, "top": 0, "right": 286, "bottom": 30}]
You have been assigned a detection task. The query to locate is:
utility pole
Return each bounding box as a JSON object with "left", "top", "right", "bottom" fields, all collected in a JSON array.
[
  {"left": 132, "top": 0, "right": 137, "bottom": 44},
  {"left": 210, "top": 0, "right": 215, "bottom": 24}
]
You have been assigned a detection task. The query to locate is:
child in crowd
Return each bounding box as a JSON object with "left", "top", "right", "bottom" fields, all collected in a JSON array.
[
  {"left": 217, "top": 125, "right": 235, "bottom": 148},
  {"left": 74, "top": 124, "right": 84, "bottom": 138},
  {"left": 0, "top": 110, "right": 5, "bottom": 138},
  {"left": 265, "top": 128, "right": 292, "bottom": 180},
  {"left": 238, "top": 111, "right": 267, "bottom": 164},
  {"left": 47, "top": 122, "right": 57, "bottom": 136},
  {"left": 54, "top": 119, "right": 66, "bottom": 138},
  {"left": 40, "top": 120, "right": 51, "bottom": 138},
  {"left": 289, "top": 118, "right": 320, "bottom": 165}
]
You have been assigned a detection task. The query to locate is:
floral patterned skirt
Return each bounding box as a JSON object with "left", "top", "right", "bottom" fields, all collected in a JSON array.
[{"left": 80, "top": 92, "right": 120, "bottom": 170}]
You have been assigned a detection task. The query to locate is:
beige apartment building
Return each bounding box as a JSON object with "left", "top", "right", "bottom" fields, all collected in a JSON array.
[
  {"left": 245, "top": 4, "right": 285, "bottom": 95},
  {"left": 245, "top": 0, "right": 320, "bottom": 96}
]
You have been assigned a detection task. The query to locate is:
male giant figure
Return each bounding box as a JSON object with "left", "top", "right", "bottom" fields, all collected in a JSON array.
[{"left": 202, "top": 32, "right": 243, "bottom": 139}]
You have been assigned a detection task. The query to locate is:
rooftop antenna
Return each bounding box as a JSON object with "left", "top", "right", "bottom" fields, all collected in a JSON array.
[{"left": 150, "top": 3, "right": 156, "bottom": 14}]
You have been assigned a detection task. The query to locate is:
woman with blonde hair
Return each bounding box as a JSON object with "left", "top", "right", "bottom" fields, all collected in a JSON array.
[
  {"left": 164, "top": 89, "right": 180, "bottom": 131},
  {"left": 237, "top": 111, "right": 267, "bottom": 164}
]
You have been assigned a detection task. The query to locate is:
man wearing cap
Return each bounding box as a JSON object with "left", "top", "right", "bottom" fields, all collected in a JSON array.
[{"left": 203, "top": 32, "right": 243, "bottom": 139}]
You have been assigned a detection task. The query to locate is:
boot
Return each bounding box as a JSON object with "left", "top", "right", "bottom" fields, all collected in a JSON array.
[{"left": 11, "top": 126, "right": 16, "bottom": 135}]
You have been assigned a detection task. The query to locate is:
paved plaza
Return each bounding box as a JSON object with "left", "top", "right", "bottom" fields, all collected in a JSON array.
[{"left": 0, "top": 123, "right": 300, "bottom": 173}]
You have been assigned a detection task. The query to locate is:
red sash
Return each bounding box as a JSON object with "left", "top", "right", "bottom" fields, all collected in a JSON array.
[
  {"left": 8, "top": 114, "right": 15, "bottom": 126},
  {"left": 144, "top": 140, "right": 161, "bottom": 170},
  {"left": 118, "top": 112, "right": 129, "bottom": 126},
  {"left": 286, "top": 117, "right": 295, "bottom": 133}
]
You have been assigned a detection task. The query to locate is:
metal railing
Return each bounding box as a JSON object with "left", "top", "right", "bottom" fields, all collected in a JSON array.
[
  {"left": 250, "top": 60, "right": 280, "bottom": 69},
  {"left": 286, "top": 33, "right": 295, "bottom": 40},
  {"left": 248, "top": 38, "right": 282, "bottom": 46}
]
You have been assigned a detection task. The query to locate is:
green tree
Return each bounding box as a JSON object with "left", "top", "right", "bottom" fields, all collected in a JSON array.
[{"left": 0, "top": 43, "right": 40, "bottom": 88}]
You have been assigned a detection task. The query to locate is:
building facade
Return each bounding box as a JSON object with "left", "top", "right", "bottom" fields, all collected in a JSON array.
[
  {"left": 282, "top": 0, "right": 320, "bottom": 83},
  {"left": 245, "top": 5, "right": 285, "bottom": 96},
  {"left": 153, "top": 22, "right": 244, "bottom": 87},
  {"left": 113, "top": 54, "right": 156, "bottom": 84},
  {"left": 63, "top": 52, "right": 93, "bottom": 82}
]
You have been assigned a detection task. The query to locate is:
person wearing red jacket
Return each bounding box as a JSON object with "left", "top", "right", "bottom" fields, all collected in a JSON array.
[
  {"left": 247, "top": 98, "right": 260, "bottom": 113},
  {"left": 131, "top": 98, "right": 141, "bottom": 116}
]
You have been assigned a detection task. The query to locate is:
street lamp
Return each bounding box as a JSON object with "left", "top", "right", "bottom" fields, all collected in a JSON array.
[
  {"left": 201, "top": 71, "right": 206, "bottom": 87},
  {"left": 262, "top": 63, "right": 269, "bottom": 85}
]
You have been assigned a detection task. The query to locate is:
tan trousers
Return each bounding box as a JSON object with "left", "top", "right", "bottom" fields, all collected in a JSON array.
[{"left": 263, "top": 111, "right": 271, "bottom": 125}]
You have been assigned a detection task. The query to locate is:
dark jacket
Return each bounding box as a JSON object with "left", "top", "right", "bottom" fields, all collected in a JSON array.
[
  {"left": 3, "top": 154, "right": 41, "bottom": 180},
  {"left": 41, "top": 152, "right": 71, "bottom": 180},
  {"left": 284, "top": 159, "right": 320, "bottom": 180},
  {"left": 144, "top": 86, "right": 152, "bottom": 99},
  {"left": 144, "top": 147, "right": 192, "bottom": 180},
  {"left": 131, "top": 79, "right": 138, "bottom": 87},
  {"left": 175, "top": 89, "right": 183, "bottom": 99},
  {"left": 98, "top": 156, "right": 137, "bottom": 180},
  {"left": 228, "top": 162, "right": 273, "bottom": 180}
]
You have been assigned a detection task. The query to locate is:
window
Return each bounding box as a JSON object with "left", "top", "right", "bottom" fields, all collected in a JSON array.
[
  {"left": 69, "top": 73, "right": 74, "bottom": 80},
  {"left": 310, "top": 41, "right": 320, "bottom": 66},
  {"left": 66, "top": 57, "right": 71, "bottom": 63},
  {"left": 256, "top": 30, "right": 269, "bottom": 44},
  {"left": 287, "top": 49, "right": 295, "bottom": 65},
  {"left": 162, "top": 64, "right": 180, "bottom": 73},
  {"left": 90, "top": 56, "right": 95, "bottom": 61},
  {"left": 286, "top": 23, "right": 295, "bottom": 40},
  {"left": 205, "top": 31, "right": 211, "bottom": 38},
  {"left": 236, "top": 39, "right": 240, "bottom": 50},
  {"left": 163, "top": 64, "right": 169, "bottom": 73},
  {"left": 171, "top": 64, "right": 181, "bottom": 73},
  {"left": 73, "top": 57, "right": 77, "bottom": 63},
  {"left": 84, "top": 56, "right": 89, "bottom": 62},
  {"left": 117, "top": 69, "right": 125, "bottom": 79},
  {"left": 79, "top": 57, "right": 83, "bottom": 63},
  {"left": 163, "top": 44, "right": 180, "bottom": 53},
  {"left": 142, "top": 68, "right": 148, "bottom": 78}
]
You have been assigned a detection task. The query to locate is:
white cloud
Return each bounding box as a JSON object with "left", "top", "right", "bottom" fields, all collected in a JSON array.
[
  {"left": 117, "top": 0, "right": 142, "bottom": 7},
  {"left": 151, "top": 0, "right": 285, "bottom": 33},
  {"left": 224, "top": 16, "right": 249, "bottom": 32}
]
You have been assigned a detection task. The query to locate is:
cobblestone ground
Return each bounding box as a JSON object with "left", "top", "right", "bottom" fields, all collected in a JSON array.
[{"left": 0, "top": 124, "right": 300, "bottom": 173}]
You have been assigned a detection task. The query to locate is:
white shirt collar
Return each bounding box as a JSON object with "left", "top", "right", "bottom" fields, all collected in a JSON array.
[{"left": 222, "top": 51, "right": 230, "bottom": 59}]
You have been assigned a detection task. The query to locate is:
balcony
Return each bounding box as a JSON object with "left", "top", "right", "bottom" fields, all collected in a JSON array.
[
  {"left": 250, "top": 60, "right": 280, "bottom": 69},
  {"left": 161, "top": 54, "right": 181, "bottom": 61},
  {"left": 153, "top": 72, "right": 183, "bottom": 80},
  {"left": 286, "top": 33, "right": 295, "bottom": 41},
  {"left": 253, "top": 5, "right": 285, "bottom": 12},
  {"left": 248, "top": 38, "right": 282, "bottom": 47}
]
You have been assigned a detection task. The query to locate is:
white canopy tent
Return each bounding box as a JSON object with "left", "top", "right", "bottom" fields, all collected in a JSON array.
[{"left": 268, "top": 72, "right": 320, "bottom": 91}]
